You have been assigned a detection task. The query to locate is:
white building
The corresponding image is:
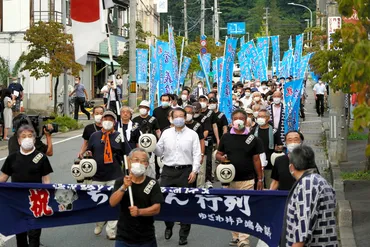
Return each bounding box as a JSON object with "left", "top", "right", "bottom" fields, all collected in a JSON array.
[{"left": 0, "top": 0, "right": 160, "bottom": 111}]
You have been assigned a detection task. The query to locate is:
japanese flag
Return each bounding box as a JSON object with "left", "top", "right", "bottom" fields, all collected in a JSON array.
[{"left": 71, "top": 0, "right": 107, "bottom": 65}]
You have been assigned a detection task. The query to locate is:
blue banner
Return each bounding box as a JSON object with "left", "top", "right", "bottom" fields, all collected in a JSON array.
[
  {"left": 149, "top": 45, "right": 159, "bottom": 115},
  {"left": 168, "top": 26, "right": 179, "bottom": 90},
  {"left": 136, "top": 49, "right": 148, "bottom": 84},
  {"left": 271, "top": 36, "right": 280, "bottom": 75},
  {"left": 257, "top": 37, "right": 269, "bottom": 68},
  {"left": 296, "top": 53, "right": 312, "bottom": 79},
  {"left": 288, "top": 35, "right": 293, "bottom": 50},
  {"left": 178, "top": 56, "right": 191, "bottom": 87},
  {"left": 279, "top": 49, "right": 293, "bottom": 79},
  {"left": 242, "top": 40, "right": 268, "bottom": 81},
  {"left": 240, "top": 36, "right": 245, "bottom": 48},
  {"left": 219, "top": 38, "right": 238, "bottom": 123},
  {"left": 284, "top": 79, "right": 304, "bottom": 133},
  {"left": 157, "top": 40, "right": 174, "bottom": 97},
  {"left": 212, "top": 57, "right": 224, "bottom": 85},
  {"left": 198, "top": 53, "right": 212, "bottom": 92},
  {"left": 292, "top": 34, "right": 304, "bottom": 78},
  {"left": 0, "top": 183, "right": 288, "bottom": 247}
]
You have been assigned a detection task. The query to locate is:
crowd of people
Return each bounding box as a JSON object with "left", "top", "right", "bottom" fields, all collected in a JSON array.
[{"left": 0, "top": 76, "right": 339, "bottom": 247}]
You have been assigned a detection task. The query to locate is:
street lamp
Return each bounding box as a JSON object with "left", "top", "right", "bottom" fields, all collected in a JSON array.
[{"left": 288, "top": 2, "right": 313, "bottom": 46}]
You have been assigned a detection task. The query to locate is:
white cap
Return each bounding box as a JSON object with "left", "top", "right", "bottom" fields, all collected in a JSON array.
[{"left": 139, "top": 100, "right": 150, "bottom": 108}]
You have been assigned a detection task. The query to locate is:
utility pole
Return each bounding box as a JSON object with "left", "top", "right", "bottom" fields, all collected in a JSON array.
[
  {"left": 263, "top": 7, "right": 269, "bottom": 36},
  {"left": 184, "top": 0, "right": 188, "bottom": 45},
  {"left": 201, "top": 0, "right": 205, "bottom": 36},
  {"left": 327, "top": 1, "right": 347, "bottom": 163},
  {"left": 129, "top": 0, "right": 137, "bottom": 108},
  {"left": 62, "top": 0, "right": 69, "bottom": 116},
  {"left": 168, "top": 15, "right": 173, "bottom": 26},
  {"left": 214, "top": 0, "right": 219, "bottom": 43}
]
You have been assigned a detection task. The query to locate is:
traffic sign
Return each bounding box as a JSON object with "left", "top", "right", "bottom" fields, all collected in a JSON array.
[
  {"left": 200, "top": 34, "right": 207, "bottom": 41},
  {"left": 227, "top": 22, "right": 246, "bottom": 35},
  {"left": 200, "top": 47, "right": 207, "bottom": 54},
  {"left": 200, "top": 40, "right": 207, "bottom": 47}
]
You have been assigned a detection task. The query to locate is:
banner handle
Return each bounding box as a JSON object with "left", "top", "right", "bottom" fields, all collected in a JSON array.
[{"left": 124, "top": 155, "right": 134, "bottom": 207}]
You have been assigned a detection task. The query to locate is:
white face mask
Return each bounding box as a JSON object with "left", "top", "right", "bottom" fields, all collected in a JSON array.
[
  {"left": 254, "top": 97, "right": 261, "bottom": 102},
  {"left": 262, "top": 85, "right": 268, "bottom": 90},
  {"left": 200, "top": 102, "right": 207, "bottom": 109},
  {"left": 232, "top": 100, "right": 236, "bottom": 105},
  {"left": 245, "top": 92, "right": 251, "bottom": 97},
  {"left": 233, "top": 119, "right": 245, "bottom": 130},
  {"left": 186, "top": 114, "right": 193, "bottom": 122},
  {"left": 173, "top": 117, "right": 185, "bottom": 127},
  {"left": 130, "top": 163, "right": 146, "bottom": 177},
  {"left": 21, "top": 137, "right": 35, "bottom": 150},
  {"left": 139, "top": 108, "right": 148, "bottom": 116},
  {"left": 194, "top": 113, "right": 200, "bottom": 118},
  {"left": 102, "top": 120, "right": 114, "bottom": 130},
  {"left": 94, "top": 115, "right": 102, "bottom": 123},
  {"left": 208, "top": 104, "right": 217, "bottom": 110},
  {"left": 256, "top": 118, "right": 266, "bottom": 126},
  {"left": 181, "top": 94, "right": 188, "bottom": 101},
  {"left": 198, "top": 84, "right": 202, "bottom": 88},
  {"left": 253, "top": 112, "right": 259, "bottom": 118},
  {"left": 273, "top": 97, "right": 281, "bottom": 104},
  {"left": 161, "top": 101, "right": 170, "bottom": 108},
  {"left": 256, "top": 83, "right": 261, "bottom": 87},
  {"left": 287, "top": 143, "right": 301, "bottom": 153}
]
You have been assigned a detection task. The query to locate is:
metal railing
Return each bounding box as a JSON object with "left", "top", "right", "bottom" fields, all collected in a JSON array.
[{"left": 31, "top": 11, "right": 71, "bottom": 26}]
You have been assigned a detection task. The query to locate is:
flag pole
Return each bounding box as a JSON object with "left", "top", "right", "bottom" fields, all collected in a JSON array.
[
  {"left": 102, "top": 0, "right": 134, "bottom": 206},
  {"left": 148, "top": 40, "right": 152, "bottom": 105},
  {"left": 176, "top": 37, "right": 185, "bottom": 95}
]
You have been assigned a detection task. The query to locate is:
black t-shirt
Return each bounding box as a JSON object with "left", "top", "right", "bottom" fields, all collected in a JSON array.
[
  {"left": 252, "top": 126, "right": 282, "bottom": 170},
  {"left": 8, "top": 83, "right": 24, "bottom": 99},
  {"left": 87, "top": 131, "right": 124, "bottom": 181},
  {"left": 193, "top": 113, "right": 212, "bottom": 134},
  {"left": 132, "top": 115, "right": 160, "bottom": 135},
  {"left": 270, "top": 155, "right": 296, "bottom": 191},
  {"left": 214, "top": 111, "right": 228, "bottom": 139},
  {"left": 186, "top": 121, "right": 204, "bottom": 140},
  {"left": 153, "top": 106, "right": 171, "bottom": 131},
  {"left": 8, "top": 136, "right": 48, "bottom": 155},
  {"left": 82, "top": 123, "right": 102, "bottom": 141},
  {"left": 1, "top": 150, "right": 53, "bottom": 182},
  {"left": 122, "top": 123, "right": 141, "bottom": 155},
  {"left": 218, "top": 133, "right": 264, "bottom": 181},
  {"left": 113, "top": 176, "right": 164, "bottom": 244},
  {"left": 201, "top": 109, "right": 218, "bottom": 137}
]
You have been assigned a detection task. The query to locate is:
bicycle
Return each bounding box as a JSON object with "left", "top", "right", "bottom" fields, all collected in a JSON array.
[{"left": 57, "top": 97, "right": 75, "bottom": 116}]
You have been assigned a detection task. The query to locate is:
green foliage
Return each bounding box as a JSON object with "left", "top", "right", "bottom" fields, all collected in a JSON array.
[
  {"left": 0, "top": 57, "right": 10, "bottom": 86},
  {"left": 11, "top": 52, "right": 25, "bottom": 77},
  {"left": 45, "top": 115, "right": 82, "bottom": 133},
  {"left": 341, "top": 170, "right": 370, "bottom": 180},
  {"left": 348, "top": 129, "right": 368, "bottom": 140}
]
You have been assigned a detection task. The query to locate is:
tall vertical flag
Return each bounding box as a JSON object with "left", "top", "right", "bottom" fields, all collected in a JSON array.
[
  {"left": 136, "top": 49, "right": 148, "bottom": 84},
  {"left": 149, "top": 45, "right": 159, "bottom": 115},
  {"left": 71, "top": 0, "right": 107, "bottom": 65},
  {"left": 292, "top": 34, "right": 304, "bottom": 78},
  {"left": 271, "top": 36, "right": 280, "bottom": 75},
  {"left": 279, "top": 49, "right": 293, "bottom": 79},
  {"left": 168, "top": 26, "right": 179, "bottom": 90},
  {"left": 237, "top": 50, "right": 252, "bottom": 81},
  {"left": 284, "top": 79, "right": 304, "bottom": 133},
  {"left": 242, "top": 40, "right": 268, "bottom": 81},
  {"left": 212, "top": 57, "right": 224, "bottom": 85},
  {"left": 198, "top": 53, "right": 212, "bottom": 92},
  {"left": 157, "top": 40, "right": 174, "bottom": 99},
  {"left": 178, "top": 56, "right": 191, "bottom": 88},
  {"left": 219, "top": 37, "right": 238, "bottom": 123},
  {"left": 296, "top": 53, "right": 312, "bottom": 79},
  {"left": 288, "top": 35, "right": 293, "bottom": 50},
  {"left": 257, "top": 37, "right": 269, "bottom": 68},
  {"left": 240, "top": 36, "right": 245, "bottom": 48}
]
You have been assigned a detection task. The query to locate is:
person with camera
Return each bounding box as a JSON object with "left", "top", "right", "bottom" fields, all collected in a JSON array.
[
  {"left": 0, "top": 125, "right": 53, "bottom": 247},
  {"left": 8, "top": 114, "right": 54, "bottom": 156}
]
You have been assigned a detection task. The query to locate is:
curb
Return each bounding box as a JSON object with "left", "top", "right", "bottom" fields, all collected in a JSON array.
[{"left": 323, "top": 126, "right": 357, "bottom": 247}]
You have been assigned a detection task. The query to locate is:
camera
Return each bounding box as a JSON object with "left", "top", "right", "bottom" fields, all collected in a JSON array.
[{"left": 13, "top": 114, "right": 59, "bottom": 138}]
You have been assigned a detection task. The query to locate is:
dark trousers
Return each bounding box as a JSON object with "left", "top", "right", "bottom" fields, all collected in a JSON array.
[
  {"left": 108, "top": 100, "right": 118, "bottom": 115},
  {"left": 300, "top": 101, "right": 305, "bottom": 119},
  {"left": 160, "top": 165, "right": 192, "bottom": 238},
  {"left": 205, "top": 137, "right": 214, "bottom": 182},
  {"left": 316, "top": 94, "right": 324, "bottom": 115},
  {"left": 16, "top": 229, "right": 41, "bottom": 247},
  {"left": 74, "top": 97, "right": 90, "bottom": 120},
  {"left": 115, "top": 239, "right": 157, "bottom": 247}
]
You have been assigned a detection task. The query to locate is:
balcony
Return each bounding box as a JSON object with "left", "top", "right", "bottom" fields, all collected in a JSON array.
[{"left": 31, "top": 11, "right": 71, "bottom": 26}]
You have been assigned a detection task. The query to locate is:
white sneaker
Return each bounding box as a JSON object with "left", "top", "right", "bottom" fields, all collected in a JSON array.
[
  {"left": 94, "top": 225, "right": 103, "bottom": 235},
  {"left": 205, "top": 181, "right": 213, "bottom": 189},
  {"left": 106, "top": 233, "right": 116, "bottom": 240}
]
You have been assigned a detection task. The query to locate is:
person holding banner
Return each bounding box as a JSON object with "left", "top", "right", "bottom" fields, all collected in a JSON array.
[
  {"left": 120, "top": 106, "right": 141, "bottom": 155},
  {"left": 109, "top": 148, "right": 164, "bottom": 247},
  {"left": 0, "top": 125, "right": 53, "bottom": 247},
  {"left": 216, "top": 109, "right": 264, "bottom": 247},
  {"left": 86, "top": 111, "right": 124, "bottom": 240},
  {"left": 154, "top": 108, "right": 201, "bottom": 246}
]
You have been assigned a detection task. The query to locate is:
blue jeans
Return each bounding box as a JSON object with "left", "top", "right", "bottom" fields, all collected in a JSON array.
[{"left": 115, "top": 239, "right": 157, "bottom": 247}]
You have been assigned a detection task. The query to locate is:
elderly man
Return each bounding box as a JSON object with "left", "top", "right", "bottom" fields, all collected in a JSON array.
[
  {"left": 154, "top": 107, "right": 201, "bottom": 246},
  {"left": 191, "top": 81, "right": 209, "bottom": 100},
  {"left": 0, "top": 125, "right": 53, "bottom": 247},
  {"left": 120, "top": 106, "right": 141, "bottom": 155},
  {"left": 281, "top": 145, "right": 338, "bottom": 247},
  {"left": 110, "top": 148, "right": 164, "bottom": 247},
  {"left": 86, "top": 111, "right": 124, "bottom": 240},
  {"left": 268, "top": 90, "right": 285, "bottom": 144},
  {"left": 133, "top": 100, "right": 161, "bottom": 139}
]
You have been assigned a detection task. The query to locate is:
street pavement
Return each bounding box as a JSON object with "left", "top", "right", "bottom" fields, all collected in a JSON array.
[{"left": 0, "top": 129, "right": 259, "bottom": 247}]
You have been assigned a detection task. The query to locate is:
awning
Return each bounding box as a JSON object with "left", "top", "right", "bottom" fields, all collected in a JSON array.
[{"left": 98, "top": 56, "right": 120, "bottom": 67}]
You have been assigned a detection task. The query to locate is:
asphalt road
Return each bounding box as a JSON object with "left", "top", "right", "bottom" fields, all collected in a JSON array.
[{"left": 0, "top": 129, "right": 260, "bottom": 247}]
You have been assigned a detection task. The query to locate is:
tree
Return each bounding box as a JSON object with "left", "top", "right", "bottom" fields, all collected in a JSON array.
[
  {"left": 20, "top": 21, "right": 82, "bottom": 113},
  {"left": 0, "top": 57, "right": 10, "bottom": 86},
  {"left": 309, "top": 1, "right": 370, "bottom": 168}
]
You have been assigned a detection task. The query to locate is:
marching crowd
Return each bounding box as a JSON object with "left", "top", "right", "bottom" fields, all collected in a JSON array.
[{"left": 0, "top": 76, "right": 338, "bottom": 247}]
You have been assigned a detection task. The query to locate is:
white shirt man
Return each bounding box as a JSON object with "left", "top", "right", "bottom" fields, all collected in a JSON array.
[{"left": 313, "top": 81, "right": 327, "bottom": 95}]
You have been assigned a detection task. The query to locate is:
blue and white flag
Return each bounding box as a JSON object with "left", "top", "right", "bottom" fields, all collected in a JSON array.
[
  {"left": 242, "top": 40, "right": 268, "bottom": 81},
  {"left": 149, "top": 45, "right": 159, "bottom": 115},
  {"left": 279, "top": 49, "right": 293, "bottom": 79},
  {"left": 219, "top": 37, "right": 238, "bottom": 123},
  {"left": 136, "top": 49, "right": 148, "bottom": 84},
  {"left": 292, "top": 34, "right": 304, "bottom": 78},
  {"left": 288, "top": 35, "right": 293, "bottom": 50},
  {"left": 212, "top": 57, "right": 224, "bottom": 85},
  {"left": 178, "top": 56, "right": 191, "bottom": 87},
  {"left": 198, "top": 53, "right": 212, "bottom": 92},
  {"left": 240, "top": 36, "right": 245, "bottom": 48},
  {"left": 284, "top": 79, "right": 304, "bottom": 133},
  {"left": 296, "top": 53, "right": 312, "bottom": 79},
  {"left": 196, "top": 70, "right": 205, "bottom": 79},
  {"left": 270, "top": 36, "right": 280, "bottom": 75},
  {"left": 257, "top": 37, "right": 269, "bottom": 68},
  {"left": 168, "top": 26, "right": 179, "bottom": 89},
  {"left": 157, "top": 40, "right": 174, "bottom": 98}
]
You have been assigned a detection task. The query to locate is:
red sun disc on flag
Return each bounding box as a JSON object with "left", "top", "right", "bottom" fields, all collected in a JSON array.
[{"left": 71, "top": 0, "right": 100, "bottom": 23}]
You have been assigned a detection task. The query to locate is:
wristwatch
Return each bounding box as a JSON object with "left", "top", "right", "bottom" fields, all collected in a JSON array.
[
  {"left": 120, "top": 185, "right": 127, "bottom": 192},
  {"left": 258, "top": 178, "right": 264, "bottom": 182}
]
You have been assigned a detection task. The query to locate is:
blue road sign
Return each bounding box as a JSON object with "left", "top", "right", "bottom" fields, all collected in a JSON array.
[{"left": 227, "top": 22, "right": 246, "bottom": 35}]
